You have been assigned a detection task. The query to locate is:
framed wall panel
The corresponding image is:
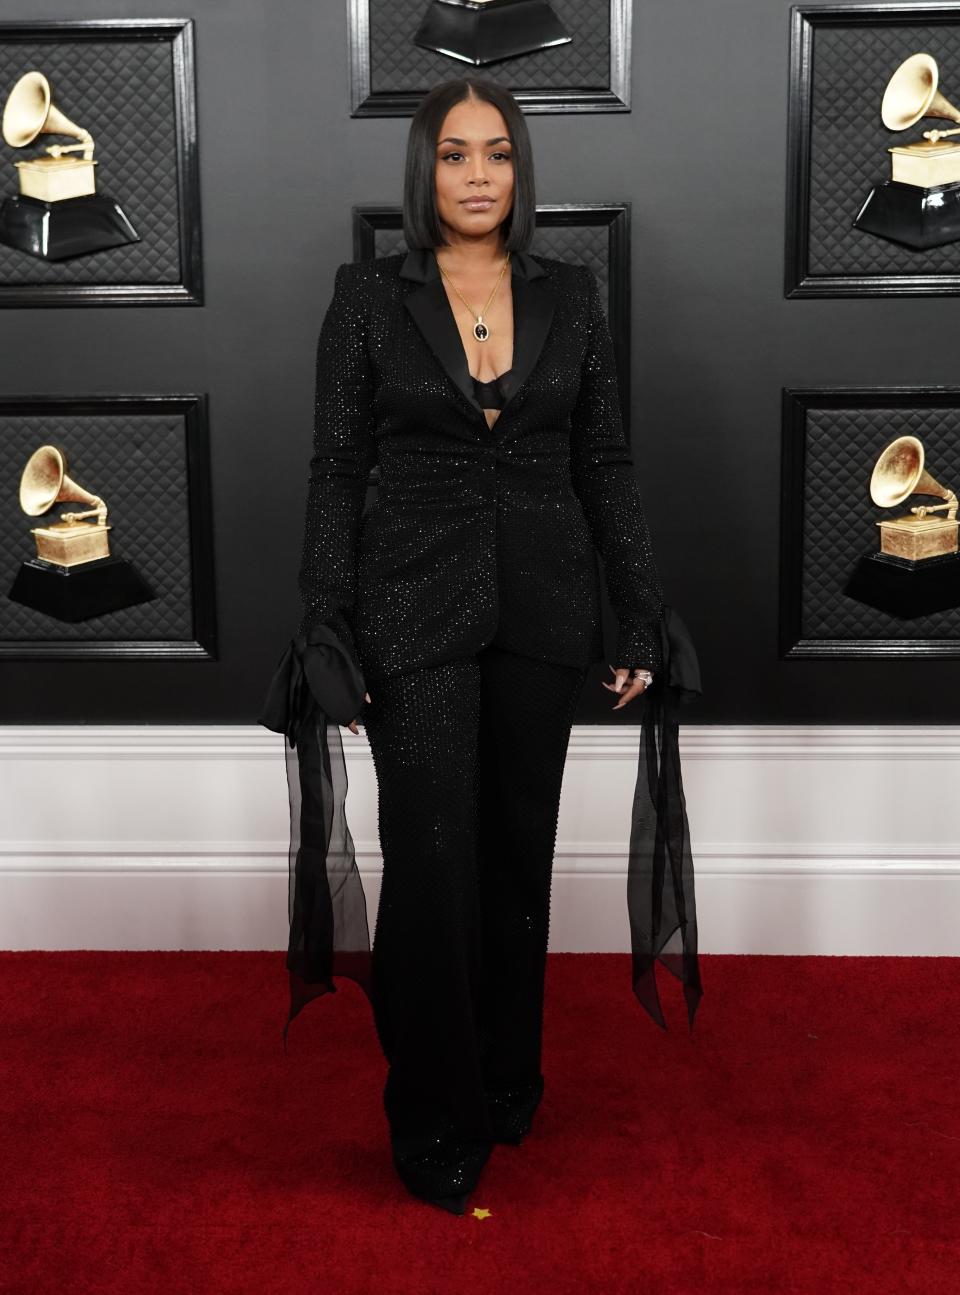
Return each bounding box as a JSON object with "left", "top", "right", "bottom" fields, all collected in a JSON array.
[
  {"left": 786, "top": 3, "right": 960, "bottom": 297},
  {"left": 348, "top": 0, "right": 632, "bottom": 116},
  {"left": 780, "top": 385, "right": 960, "bottom": 657},
  {"left": 0, "top": 19, "right": 202, "bottom": 306},
  {"left": 352, "top": 201, "right": 632, "bottom": 413},
  {"left": 0, "top": 394, "right": 216, "bottom": 660}
]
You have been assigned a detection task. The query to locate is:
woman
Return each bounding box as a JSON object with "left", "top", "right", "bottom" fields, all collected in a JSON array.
[{"left": 261, "top": 76, "right": 702, "bottom": 1218}]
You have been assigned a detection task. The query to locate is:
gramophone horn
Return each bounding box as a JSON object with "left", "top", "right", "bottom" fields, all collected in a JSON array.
[
  {"left": 869, "top": 434, "right": 951, "bottom": 508},
  {"left": 881, "top": 52, "right": 960, "bottom": 131},
  {"left": 1, "top": 70, "right": 93, "bottom": 154},
  {"left": 19, "top": 444, "right": 103, "bottom": 517}
]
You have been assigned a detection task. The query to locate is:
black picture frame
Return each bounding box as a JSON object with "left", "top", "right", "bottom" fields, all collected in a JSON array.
[
  {"left": 0, "top": 393, "right": 216, "bottom": 660},
  {"left": 352, "top": 201, "right": 632, "bottom": 414},
  {"left": 780, "top": 384, "right": 960, "bottom": 657},
  {"left": 348, "top": 0, "right": 632, "bottom": 116},
  {"left": 0, "top": 19, "right": 202, "bottom": 307},
  {"left": 786, "top": 3, "right": 960, "bottom": 297}
]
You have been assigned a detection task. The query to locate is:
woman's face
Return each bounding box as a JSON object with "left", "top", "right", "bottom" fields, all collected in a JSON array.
[{"left": 433, "top": 96, "right": 515, "bottom": 244}]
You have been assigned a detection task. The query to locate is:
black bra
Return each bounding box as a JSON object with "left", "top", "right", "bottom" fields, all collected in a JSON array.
[{"left": 471, "top": 367, "right": 513, "bottom": 410}]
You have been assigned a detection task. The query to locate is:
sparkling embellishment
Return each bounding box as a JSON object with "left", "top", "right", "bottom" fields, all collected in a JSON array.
[
  {"left": 293, "top": 249, "right": 667, "bottom": 1210},
  {"left": 362, "top": 648, "right": 586, "bottom": 1201},
  {"left": 297, "top": 253, "right": 665, "bottom": 680}
]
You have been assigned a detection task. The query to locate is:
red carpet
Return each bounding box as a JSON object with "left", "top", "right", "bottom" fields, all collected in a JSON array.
[{"left": 0, "top": 952, "right": 957, "bottom": 1294}]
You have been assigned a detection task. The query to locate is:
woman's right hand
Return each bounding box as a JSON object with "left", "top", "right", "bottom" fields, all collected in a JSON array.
[{"left": 347, "top": 693, "right": 371, "bottom": 734}]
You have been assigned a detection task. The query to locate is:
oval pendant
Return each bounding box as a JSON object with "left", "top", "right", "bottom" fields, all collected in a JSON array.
[{"left": 473, "top": 319, "right": 489, "bottom": 342}]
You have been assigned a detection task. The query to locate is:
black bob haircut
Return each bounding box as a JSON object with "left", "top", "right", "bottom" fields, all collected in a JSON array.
[{"left": 402, "top": 78, "right": 536, "bottom": 253}]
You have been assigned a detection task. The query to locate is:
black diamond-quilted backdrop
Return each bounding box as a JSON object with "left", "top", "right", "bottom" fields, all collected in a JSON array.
[
  {"left": 801, "top": 403, "right": 960, "bottom": 640},
  {"left": 809, "top": 20, "right": 960, "bottom": 278},
  {"left": 0, "top": 36, "right": 181, "bottom": 286},
  {"left": 368, "top": 0, "right": 610, "bottom": 94},
  {"left": 1, "top": 412, "right": 194, "bottom": 641}
]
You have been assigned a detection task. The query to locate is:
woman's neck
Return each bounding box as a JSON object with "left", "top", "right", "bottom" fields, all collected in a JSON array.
[{"left": 434, "top": 230, "right": 507, "bottom": 276}]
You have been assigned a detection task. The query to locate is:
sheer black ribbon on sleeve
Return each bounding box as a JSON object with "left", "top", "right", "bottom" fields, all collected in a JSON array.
[
  {"left": 257, "top": 624, "right": 373, "bottom": 1052},
  {"left": 259, "top": 612, "right": 702, "bottom": 1048},
  {"left": 629, "top": 604, "right": 704, "bottom": 1034}
]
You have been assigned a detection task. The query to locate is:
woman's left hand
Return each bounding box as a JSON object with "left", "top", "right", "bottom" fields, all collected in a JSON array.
[{"left": 602, "top": 665, "right": 653, "bottom": 711}]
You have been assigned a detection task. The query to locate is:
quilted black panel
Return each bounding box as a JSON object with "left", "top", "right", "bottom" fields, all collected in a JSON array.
[
  {"left": 0, "top": 36, "right": 180, "bottom": 284},
  {"left": 809, "top": 20, "right": 960, "bottom": 277},
  {"left": 369, "top": 0, "right": 610, "bottom": 92},
  {"left": 801, "top": 403, "right": 960, "bottom": 639},
  {"left": 0, "top": 412, "right": 194, "bottom": 640},
  {"left": 372, "top": 221, "right": 613, "bottom": 312}
]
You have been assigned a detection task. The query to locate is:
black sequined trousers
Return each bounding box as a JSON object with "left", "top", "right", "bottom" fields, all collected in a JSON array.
[{"left": 359, "top": 642, "right": 588, "bottom": 1203}]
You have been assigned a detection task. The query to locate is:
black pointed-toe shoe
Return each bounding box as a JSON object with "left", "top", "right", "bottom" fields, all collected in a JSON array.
[
  {"left": 485, "top": 1074, "right": 545, "bottom": 1145},
  {"left": 424, "top": 1190, "right": 471, "bottom": 1215},
  {"left": 393, "top": 1133, "right": 493, "bottom": 1214}
]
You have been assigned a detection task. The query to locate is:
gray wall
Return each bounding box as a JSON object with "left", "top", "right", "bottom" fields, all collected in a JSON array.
[{"left": 3, "top": 0, "right": 957, "bottom": 724}]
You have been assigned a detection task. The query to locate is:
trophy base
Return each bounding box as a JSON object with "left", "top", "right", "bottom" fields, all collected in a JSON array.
[
  {"left": 852, "top": 178, "right": 960, "bottom": 250},
  {"left": 413, "top": 0, "right": 571, "bottom": 66},
  {"left": 7, "top": 554, "right": 156, "bottom": 622},
  {"left": 0, "top": 193, "right": 140, "bottom": 261},
  {"left": 842, "top": 550, "right": 960, "bottom": 618}
]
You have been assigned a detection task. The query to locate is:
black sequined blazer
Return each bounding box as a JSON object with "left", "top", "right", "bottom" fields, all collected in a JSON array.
[{"left": 297, "top": 245, "right": 665, "bottom": 685}]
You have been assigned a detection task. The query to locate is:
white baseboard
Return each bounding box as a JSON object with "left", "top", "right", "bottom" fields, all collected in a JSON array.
[{"left": 1, "top": 725, "right": 957, "bottom": 955}]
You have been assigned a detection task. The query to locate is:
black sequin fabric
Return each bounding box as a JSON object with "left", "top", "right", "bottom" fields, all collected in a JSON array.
[
  {"left": 361, "top": 643, "right": 588, "bottom": 1202},
  {"left": 296, "top": 247, "right": 665, "bottom": 682},
  {"left": 284, "top": 247, "right": 693, "bottom": 1211}
]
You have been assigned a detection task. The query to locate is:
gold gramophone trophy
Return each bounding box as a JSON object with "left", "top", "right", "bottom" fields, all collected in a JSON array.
[
  {"left": 414, "top": 0, "right": 571, "bottom": 65},
  {"left": 7, "top": 445, "right": 154, "bottom": 622},
  {"left": 0, "top": 70, "right": 139, "bottom": 261},
  {"left": 854, "top": 53, "right": 960, "bottom": 249},
  {"left": 843, "top": 435, "right": 960, "bottom": 618}
]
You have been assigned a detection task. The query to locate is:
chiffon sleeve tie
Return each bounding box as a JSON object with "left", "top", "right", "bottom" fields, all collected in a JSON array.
[
  {"left": 258, "top": 606, "right": 705, "bottom": 1049},
  {"left": 258, "top": 623, "right": 366, "bottom": 744},
  {"left": 629, "top": 603, "right": 704, "bottom": 1033},
  {"left": 258, "top": 624, "right": 373, "bottom": 1051}
]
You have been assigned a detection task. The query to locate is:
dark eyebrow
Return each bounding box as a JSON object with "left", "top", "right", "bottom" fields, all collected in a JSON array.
[{"left": 437, "top": 136, "right": 510, "bottom": 147}]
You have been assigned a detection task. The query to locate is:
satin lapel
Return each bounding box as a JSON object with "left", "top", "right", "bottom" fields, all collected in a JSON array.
[
  {"left": 502, "top": 272, "right": 554, "bottom": 419},
  {"left": 401, "top": 251, "right": 556, "bottom": 426},
  {"left": 403, "top": 277, "right": 484, "bottom": 419}
]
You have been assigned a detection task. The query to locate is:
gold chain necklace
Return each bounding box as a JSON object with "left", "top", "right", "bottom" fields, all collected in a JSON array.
[{"left": 435, "top": 249, "right": 510, "bottom": 342}]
